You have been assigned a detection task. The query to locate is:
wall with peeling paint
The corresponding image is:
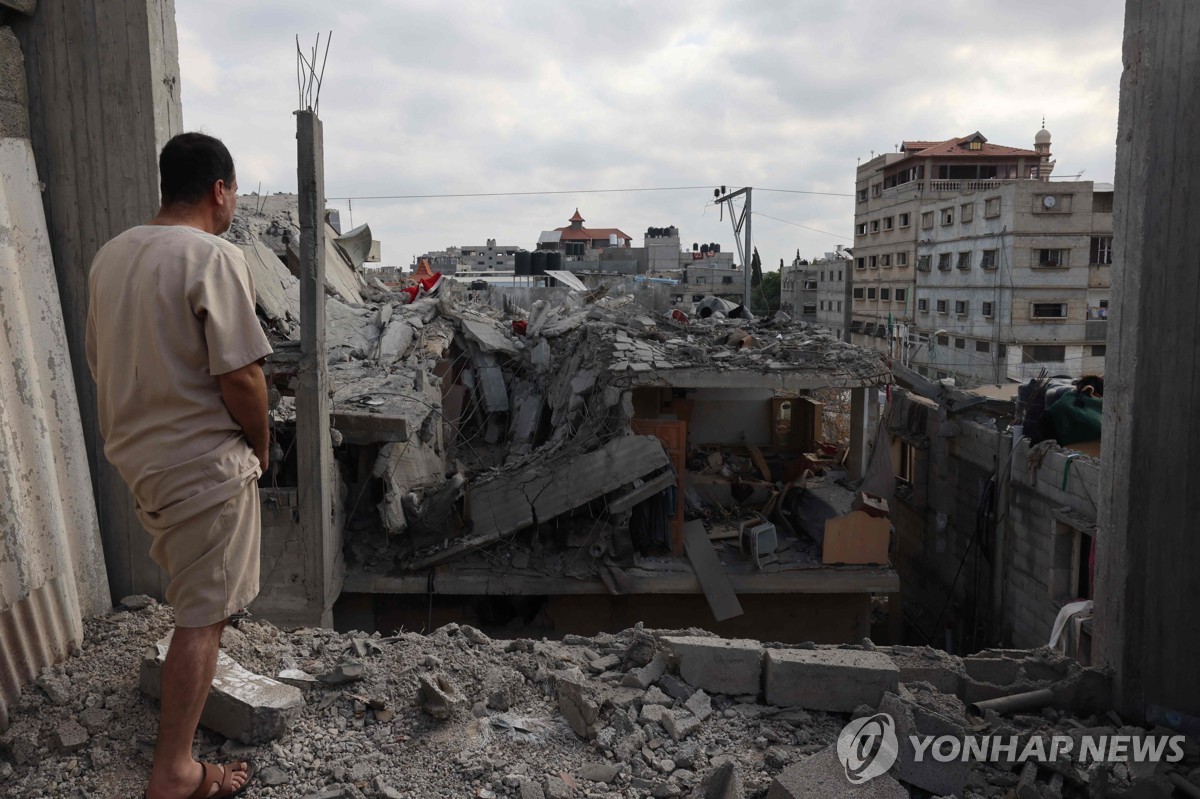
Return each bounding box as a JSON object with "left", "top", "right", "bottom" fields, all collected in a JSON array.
[{"left": 0, "top": 135, "right": 111, "bottom": 730}]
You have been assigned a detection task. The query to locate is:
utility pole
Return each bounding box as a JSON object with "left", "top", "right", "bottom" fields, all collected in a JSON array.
[{"left": 714, "top": 187, "right": 753, "bottom": 309}]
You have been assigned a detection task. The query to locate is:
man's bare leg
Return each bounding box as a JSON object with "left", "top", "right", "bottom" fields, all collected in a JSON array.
[{"left": 146, "top": 620, "right": 249, "bottom": 798}]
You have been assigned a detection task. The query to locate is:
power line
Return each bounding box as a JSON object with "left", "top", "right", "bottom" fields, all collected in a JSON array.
[
  {"left": 751, "top": 211, "right": 849, "bottom": 241},
  {"left": 327, "top": 185, "right": 720, "bottom": 201},
  {"left": 759, "top": 187, "right": 855, "bottom": 198}
]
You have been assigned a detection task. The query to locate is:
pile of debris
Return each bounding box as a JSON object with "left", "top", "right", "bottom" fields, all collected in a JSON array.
[
  {"left": 3, "top": 601, "right": 1196, "bottom": 799},
  {"left": 227, "top": 197, "right": 889, "bottom": 587}
]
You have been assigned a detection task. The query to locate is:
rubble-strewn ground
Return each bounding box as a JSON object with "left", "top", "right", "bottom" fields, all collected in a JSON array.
[{"left": 4, "top": 601, "right": 1198, "bottom": 799}]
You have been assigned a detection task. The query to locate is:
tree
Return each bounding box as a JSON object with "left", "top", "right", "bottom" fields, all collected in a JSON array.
[
  {"left": 751, "top": 247, "right": 763, "bottom": 287},
  {"left": 756, "top": 270, "right": 781, "bottom": 313}
]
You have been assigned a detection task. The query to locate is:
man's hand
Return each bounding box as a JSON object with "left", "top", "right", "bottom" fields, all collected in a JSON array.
[{"left": 218, "top": 360, "right": 269, "bottom": 473}]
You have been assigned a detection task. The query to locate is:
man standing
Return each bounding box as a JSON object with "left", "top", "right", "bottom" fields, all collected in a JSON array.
[{"left": 86, "top": 132, "right": 271, "bottom": 798}]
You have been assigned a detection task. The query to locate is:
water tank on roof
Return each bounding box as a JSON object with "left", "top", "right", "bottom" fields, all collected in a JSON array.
[
  {"left": 531, "top": 250, "right": 547, "bottom": 275},
  {"left": 711, "top": 243, "right": 720, "bottom": 254},
  {"left": 609, "top": 233, "right": 619, "bottom": 246},
  {"left": 545, "top": 251, "right": 562, "bottom": 274},
  {"left": 515, "top": 250, "right": 532, "bottom": 276},
  {"left": 693, "top": 243, "right": 699, "bottom": 251},
  {"left": 700, "top": 244, "right": 710, "bottom": 255}
]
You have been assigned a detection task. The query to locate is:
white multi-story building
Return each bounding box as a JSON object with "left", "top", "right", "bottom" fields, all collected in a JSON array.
[{"left": 907, "top": 178, "right": 1112, "bottom": 385}]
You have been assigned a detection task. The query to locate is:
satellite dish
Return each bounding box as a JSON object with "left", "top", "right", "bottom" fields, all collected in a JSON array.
[{"left": 1043, "top": 196, "right": 1057, "bottom": 209}]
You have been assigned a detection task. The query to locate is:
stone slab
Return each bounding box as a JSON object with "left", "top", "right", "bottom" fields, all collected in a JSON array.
[
  {"left": 768, "top": 745, "right": 907, "bottom": 799},
  {"left": 764, "top": 648, "right": 898, "bottom": 712},
  {"left": 140, "top": 634, "right": 305, "bottom": 744}
]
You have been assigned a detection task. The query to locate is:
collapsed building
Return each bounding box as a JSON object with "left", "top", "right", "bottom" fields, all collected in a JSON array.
[{"left": 224, "top": 197, "right": 898, "bottom": 642}]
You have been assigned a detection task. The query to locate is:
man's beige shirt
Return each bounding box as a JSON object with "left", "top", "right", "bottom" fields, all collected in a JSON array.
[{"left": 86, "top": 225, "right": 273, "bottom": 516}]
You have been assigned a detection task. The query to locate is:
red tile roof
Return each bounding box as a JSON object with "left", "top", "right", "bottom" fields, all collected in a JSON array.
[
  {"left": 898, "top": 133, "right": 1042, "bottom": 159},
  {"left": 569, "top": 208, "right": 585, "bottom": 223},
  {"left": 556, "top": 226, "right": 631, "bottom": 242}
]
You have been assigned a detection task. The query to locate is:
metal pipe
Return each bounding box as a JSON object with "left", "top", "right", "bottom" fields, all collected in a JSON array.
[{"left": 968, "top": 688, "right": 1054, "bottom": 717}]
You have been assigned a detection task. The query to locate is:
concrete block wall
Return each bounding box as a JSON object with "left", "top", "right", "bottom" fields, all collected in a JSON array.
[{"left": 890, "top": 408, "right": 1101, "bottom": 652}]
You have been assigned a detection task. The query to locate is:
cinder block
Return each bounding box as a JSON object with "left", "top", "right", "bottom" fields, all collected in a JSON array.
[
  {"left": 140, "top": 634, "right": 305, "bottom": 743},
  {"left": 963, "top": 656, "right": 1023, "bottom": 686},
  {"left": 662, "top": 636, "right": 762, "bottom": 696},
  {"left": 764, "top": 648, "right": 898, "bottom": 711},
  {"left": 879, "top": 692, "right": 969, "bottom": 796}
]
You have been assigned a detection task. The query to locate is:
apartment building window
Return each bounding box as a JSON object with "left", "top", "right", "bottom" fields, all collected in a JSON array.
[
  {"left": 837, "top": 301, "right": 843, "bottom": 311},
  {"left": 1092, "top": 345, "right": 1107, "bottom": 356},
  {"left": 857, "top": 188, "right": 868, "bottom": 203},
  {"left": 917, "top": 254, "right": 932, "bottom": 272},
  {"left": 1093, "top": 193, "right": 1114, "bottom": 213},
  {"left": 881, "top": 254, "right": 892, "bottom": 267},
  {"left": 867, "top": 288, "right": 877, "bottom": 300},
  {"left": 880, "top": 288, "right": 891, "bottom": 301},
  {"left": 998, "top": 343, "right": 1007, "bottom": 357},
  {"left": 819, "top": 271, "right": 825, "bottom": 281},
  {"left": 722, "top": 275, "right": 733, "bottom": 284},
  {"left": 895, "top": 288, "right": 907, "bottom": 303},
  {"left": 938, "top": 253, "right": 951, "bottom": 271},
  {"left": 918, "top": 298, "right": 929, "bottom": 312},
  {"left": 1024, "top": 345, "right": 1067, "bottom": 363},
  {"left": 976, "top": 340, "right": 991, "bottom": 353},
  {"left": 695, "top": 276, "right": 706, "bottom": 284},
  {"left": 853, "top": 287, "right": 865, "bottom": 299},
  {"left": 984, "top": 196, "right": 1002, "bottom": 218},
  {"left": 803, "top": 303, "right": 817, "bottom": 315},
  {"left": 921, "top": 211, "right": 934, "bottom": 229},
  {"left": 857, "top": 257, "right": 865, "bottom": 269},
  {"left": 957, "top": 252, "right": 972, "bottom": 270},
  {"left": 1036, "top": 248, "right": 1069, "bottom": 267},
  {"left": 981, "top": 249, "right": 997, "bottom": 269},
  {"left": 856, "top": 223, "right": 867, "bottom": 236},
  {"left": 961, "top": 203, "right": 974, "bottom": 222},
  {"left": 873, "top": 183, "right": 882, "bottom": 197},
  {"left": 982, "top": 301, "right": 994, "bottom": 317},
  {"left": 955, "top": 337, "right": 966, "bottom": 349},
  {"left": 884, "top": 216, "right": 894, "bottom": 231},
  {"left": 955, "top": 300, "right": 969, "bottom": 315},
  {"left": 936, "top": 334, "right": 949, "bottom": 346},
  {"left": 1090, "top": 236, "right": 1113, "bottom": 265},
  {"left": 936, "top": 299, "right": 948, "bottom": 314},
  {"left": 1032, "top": 302, "right": 1069, "bottom": 319},
  {"left": 896, "top": 252, "right": 908, "bottom": 267},
  {"left": 818, "top": 301, "right": 825, "bottom": 311},
  {"left": 899, "top": 212, "right": 911, "bottom": 228},
  {"left": 871, "top": 220, "right": 881, "bottom": 233},
  {"left": 869, "top": 255, "right": 878, "bottom": 268},
  {"left": 803, "top": 280, "right": 818, "bottom": 290}
]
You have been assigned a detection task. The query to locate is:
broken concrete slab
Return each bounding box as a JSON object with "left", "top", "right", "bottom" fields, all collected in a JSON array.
[
  {"left": 764, "top": 648, "right": 898, "bottom": 712},
  {"left": 662, "top": 636, "right": 762, "bottom": 697},
  {"left": 461, "top": 317, "right": 520, "bottom": 357},
  {"left": 140, "top": 635, "right": 305, "bottom": 744},
  {"left": 878, "top": 691, "right": 969, "bottom": 797},
  {"left": 768, "top": 744, "right": 907, "bottom": 799},
  {"left": 557, "top": 675, "right": 601, "bottom": 740},
  {"left": 696, "top": 761, "right": 744, "bottom": 799},
  {"left": 410, "top": 435, "right": 670, "bottom": 569},
  {"left": 52, "top": 720, "right": 88, "bottom": 753},
  {"left": 416, "top": 672, "right": 465, "bottom": 719},
  {"left": 375, "top": 317, "right": 415, "bottom": 363},
  {"left": 684, "top": 519, "right": 744, "bottom": 621}
]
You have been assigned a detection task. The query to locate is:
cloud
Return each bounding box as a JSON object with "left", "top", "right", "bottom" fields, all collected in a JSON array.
[{"left": 175, "top": 0, "right": 1124, "bottom": 271}]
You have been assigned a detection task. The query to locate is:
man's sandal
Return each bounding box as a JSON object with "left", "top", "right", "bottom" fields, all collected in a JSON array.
[{"left": 188, "top": 761, "right": 255, "bottom": 799}]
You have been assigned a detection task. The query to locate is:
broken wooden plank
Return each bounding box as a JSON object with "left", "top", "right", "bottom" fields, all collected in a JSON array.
[
  {"left": 408, "top": 435, "right": 671, "bottom": 569},
  {"left": 683, "top": 520, "right": 744, "bottom": 621},
  {"left": 747, "top": 443, "right": 772, "bottom": 481}
]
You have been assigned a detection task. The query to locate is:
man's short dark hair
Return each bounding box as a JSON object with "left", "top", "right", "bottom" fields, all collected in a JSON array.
[{"left": 159, "top": 132, "right": 235, "bottom": 206}]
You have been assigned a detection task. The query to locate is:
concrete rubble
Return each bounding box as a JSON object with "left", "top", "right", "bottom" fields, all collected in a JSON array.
[
  {"left": 225, "top": 198, "right": 890, "bottom": 589},
  {"left": 4, "top": 601, "right": 1197, "bottom": 798}
]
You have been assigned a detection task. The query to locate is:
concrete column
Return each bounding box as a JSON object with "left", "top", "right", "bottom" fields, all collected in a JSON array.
[
  {"left": 11, "top": 0, "right": 182, "bottom": 601},
  {"left": 847, "top": 387, "right": 870, "bottom": 480},
  {"left": 1095, "top": 0, "right": 1200, "bottom": 722},
  {"left": 290, "top": 109, "right": 339, "bottom": 628}
]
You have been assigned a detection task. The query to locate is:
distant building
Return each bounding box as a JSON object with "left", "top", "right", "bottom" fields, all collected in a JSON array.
[
  {"left": 783, "top": 251, "right": 851, "bottom": 332},
  {"left": 461, "top": 239, "right": 520, "bottom": 272},
  {"left": 537, "top": 209, "right": 632, "bottom": 258}
]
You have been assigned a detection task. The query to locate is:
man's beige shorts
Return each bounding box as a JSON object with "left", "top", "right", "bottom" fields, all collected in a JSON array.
[{"left": 141, "top": 481, "right": 261, "bottom": 628}]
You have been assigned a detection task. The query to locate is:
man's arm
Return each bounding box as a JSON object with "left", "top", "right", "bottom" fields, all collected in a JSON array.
[{"left": 218, "top": 360, "right": 270, "bottom": 471}]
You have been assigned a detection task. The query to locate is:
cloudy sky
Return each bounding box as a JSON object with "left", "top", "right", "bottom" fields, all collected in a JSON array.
[{"left": 177, "top": 1, "right": 1125, "bottom": 271}]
